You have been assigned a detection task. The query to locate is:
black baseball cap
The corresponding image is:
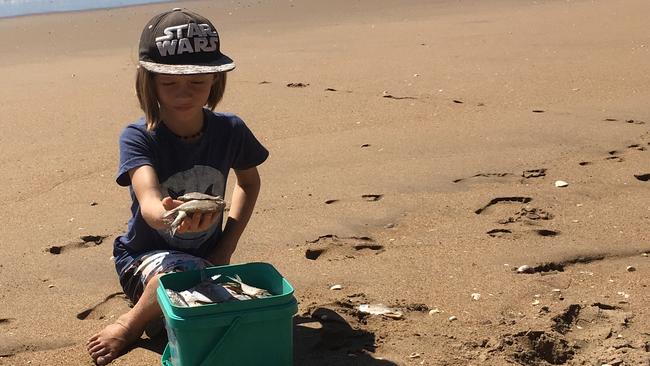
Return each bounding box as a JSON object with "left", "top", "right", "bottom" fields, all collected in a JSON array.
[{"left": 138, "top": 8, "right": 235, "bottom": 74}]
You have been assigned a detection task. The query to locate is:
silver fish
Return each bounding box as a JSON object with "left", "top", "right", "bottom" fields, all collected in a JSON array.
[
  {"left": 162, "top": 193, "right": 226, "bottom": 236},
  {"left": 178, "top": 288, "right": 229, "bottom": 306},
  {"left": 166, "top": 289, "right": 189, "bottom": 307},
  {"left": 226, "top": 275, "right": 272, "bottom": 299},
  {"left": 167, "top": 274, "right": 272, "bottom": 307},
  {"left": 176, "top": 192, "right": 225, "bottom": 202},
  {"left": 175, "top": 274, "right": 236, "bottom": 306}
]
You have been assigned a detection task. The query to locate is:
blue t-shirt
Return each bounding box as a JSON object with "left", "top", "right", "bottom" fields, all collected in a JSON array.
[{"left": 113, "top": 109, "right": 268, "bottom": 276}]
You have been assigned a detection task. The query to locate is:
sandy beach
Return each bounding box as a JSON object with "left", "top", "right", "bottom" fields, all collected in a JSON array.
[{"left": 0, "top": 0, "right": 649, "bottom": 364}]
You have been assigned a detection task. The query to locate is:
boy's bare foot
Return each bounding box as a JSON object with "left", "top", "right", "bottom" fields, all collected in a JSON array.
[{"left": 86, "top": 318, "right": 140, "bottom": 365}]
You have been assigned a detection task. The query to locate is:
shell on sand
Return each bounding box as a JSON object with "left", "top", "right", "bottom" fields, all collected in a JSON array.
[{"left": 554, "top": 180, "right": 569, "bottom": 187}]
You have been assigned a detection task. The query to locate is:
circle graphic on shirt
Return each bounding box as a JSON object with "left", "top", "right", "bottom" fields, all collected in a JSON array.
[{"left": 158, "top": 165, "right": 226, "bottom": 249}]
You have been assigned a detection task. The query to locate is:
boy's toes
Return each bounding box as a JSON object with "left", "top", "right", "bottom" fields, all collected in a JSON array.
[
  {"left": 90, "top": 345, "right": 110, "bottom": 361},
  {"left": 88, "top": 344, "right": 103, "bottom": 359},
  {"left": 96, "top": 353, "right": 115, "bottom": 365},
  {"left": 87, "top": 334, "right": 97, "bottom": 343},
  {"left": 87, "top": 321, "right": 138, "bottom": 365}
]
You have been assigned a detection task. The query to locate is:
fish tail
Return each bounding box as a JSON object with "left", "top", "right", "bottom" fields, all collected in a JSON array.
[{"left": 168, "top": 211, "right": 187, "bottom": 236}]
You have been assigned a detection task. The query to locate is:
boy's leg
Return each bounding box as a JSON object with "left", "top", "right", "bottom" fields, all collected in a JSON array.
[
  {"left": 86, "top": 272, "right": 164, "bottom": 365},
  {"left": 86, "top": 250, "right": 212, "bottom": 365}
]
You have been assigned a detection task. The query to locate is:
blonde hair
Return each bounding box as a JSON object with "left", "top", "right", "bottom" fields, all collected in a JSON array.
[{"left": 135, "top": 67, "right": 227, "bottom": 131}]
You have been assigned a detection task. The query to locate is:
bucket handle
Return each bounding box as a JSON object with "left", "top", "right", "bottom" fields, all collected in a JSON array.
[{"left": 199, "top": 316, "right": 242, "bottom": 366}]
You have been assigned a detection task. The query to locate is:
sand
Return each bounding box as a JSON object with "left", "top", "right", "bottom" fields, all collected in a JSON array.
[{"left": 0, "top": 0, "right": 649, "bottom": 364}]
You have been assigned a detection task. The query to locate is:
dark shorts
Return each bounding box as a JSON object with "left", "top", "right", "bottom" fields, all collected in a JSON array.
[{"left": 118, "top": 250, "right": 212, "bottom": 303}]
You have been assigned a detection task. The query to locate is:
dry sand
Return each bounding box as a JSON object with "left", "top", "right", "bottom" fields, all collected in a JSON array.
[{"left": 0, "top": 0, "right": 649, "bottom": 364}]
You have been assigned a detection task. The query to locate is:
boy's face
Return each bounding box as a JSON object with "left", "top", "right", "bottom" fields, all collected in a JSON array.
[{"left": 154, "top": 73, "right": 215, "bottom": 116}]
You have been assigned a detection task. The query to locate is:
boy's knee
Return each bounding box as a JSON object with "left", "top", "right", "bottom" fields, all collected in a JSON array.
[{"left": 145, "top": 273, "right": 167, "bottom": 290}]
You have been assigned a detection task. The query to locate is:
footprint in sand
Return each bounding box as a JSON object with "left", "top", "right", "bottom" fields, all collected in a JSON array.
[
  {"left": 634, "top": 173, "right": 650, "bottom": 182},
  {"left": 454, "top": 169, "right": 546, "bottom": 183},
  {"left": 76, "top": 292, "right": 130, "bottom": 321},
  {"left": 497, "top": 330, "right": 576, "bottom": 365},
  {"left": 522, "top": 168, "right": 547, "bottom": 178},
  {"left": 47, "top": 234, "right": 108, "bottom": 255},
  {"left": 625, "top": 119, "right": 645, "bottom": 124},
  {"left": 553, "top": 302, "right": 631, "bottom": 338},
  {"left": 534, "top": 229, "right": 559, "bottom": 237},
  {"left": 487, "top": 229, "right": 512, "bottom": 238},
  {"left": 605, "top": 156, "right": 624, "bottom": 162},
  {"left": 498, "top": 207, "right": 554, "bottom": 225},
  {"left": 603, "top": 117, "right": 645, "bottom": 125},
  {"left": 382, "top": 93, "right": 417, "bottom": 100},
  {"left": 304, "top": 235, "right": 384, "bottom": 261},
  {"left": 603, "top": 150, "right": 626, "bottom": 162},
  {"left": 324, "top": 87, "right": 353, "bottom": 93},
  {"left": 1, "top": 319, "right": 17, "bottom": 357},
  {"left": 453, "top": 172, "right": 513, "bottom": 183},
  {"left": 546, "top": 303, "right": 644, "bottom": 363},
  {"left": 475, "top": 197, "right": 532, "bottom": 215},
  {"left": 579, "top": 138, "right": 648, "bottom": 167},
  {"left": 324, "top": 196, "right": 381, "bottom": 204},
  {"left": 627, "top": 143, "right": 646, "bottom": 151},
  {"left": 515, "top": 254, "right": 606, "bottom": 274},
  {"left": 361, "top": 194, "right": 383, "bottom": 202}
]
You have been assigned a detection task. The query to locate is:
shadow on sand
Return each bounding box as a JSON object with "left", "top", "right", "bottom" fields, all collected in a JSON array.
[
  {"left": 294, "top": 307, "right": 397, "bottom": 365},
  {"left": 133, "top": 307, "right": 396, "bottom": 365},
  {"left": 136, "top": 333, "right": 167, "bottom": 356}
]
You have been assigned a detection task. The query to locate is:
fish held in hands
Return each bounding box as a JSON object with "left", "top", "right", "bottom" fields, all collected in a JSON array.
[{"left": 162, "top": 193, "right": 226, "bottom": 236}]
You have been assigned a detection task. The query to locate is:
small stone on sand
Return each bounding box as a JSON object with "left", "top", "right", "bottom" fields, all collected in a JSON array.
[
  {"left": 555, "top": 180, "right": 569, "bottom": 187},
  {"left": 516, "top": 265, "right": 533, "bottom": 273}
]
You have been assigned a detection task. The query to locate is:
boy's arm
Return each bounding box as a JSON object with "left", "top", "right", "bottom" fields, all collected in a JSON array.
[
  {"left": 208, "top": 166, "right": 261, "bottom": 265},
  {"left": 129, "top": 165, "right": 168, "bottom": 230},
  {"left": 129, "top": 165, "right": 218, "bottom": 233}
]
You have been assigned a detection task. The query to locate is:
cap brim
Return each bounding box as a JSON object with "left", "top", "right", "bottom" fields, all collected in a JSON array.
[{"left": 139, "top": 55, "right": 235, "bottom": 74}]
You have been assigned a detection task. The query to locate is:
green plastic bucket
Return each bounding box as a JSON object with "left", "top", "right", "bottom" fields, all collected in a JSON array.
[{"left": 157, "top": 262, "right": 298, "bottom": 366}]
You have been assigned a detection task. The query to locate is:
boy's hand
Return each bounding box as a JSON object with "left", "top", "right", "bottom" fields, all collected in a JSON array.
[{"left": 162, "top": 197, "right": 219, "bottom": 234}]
